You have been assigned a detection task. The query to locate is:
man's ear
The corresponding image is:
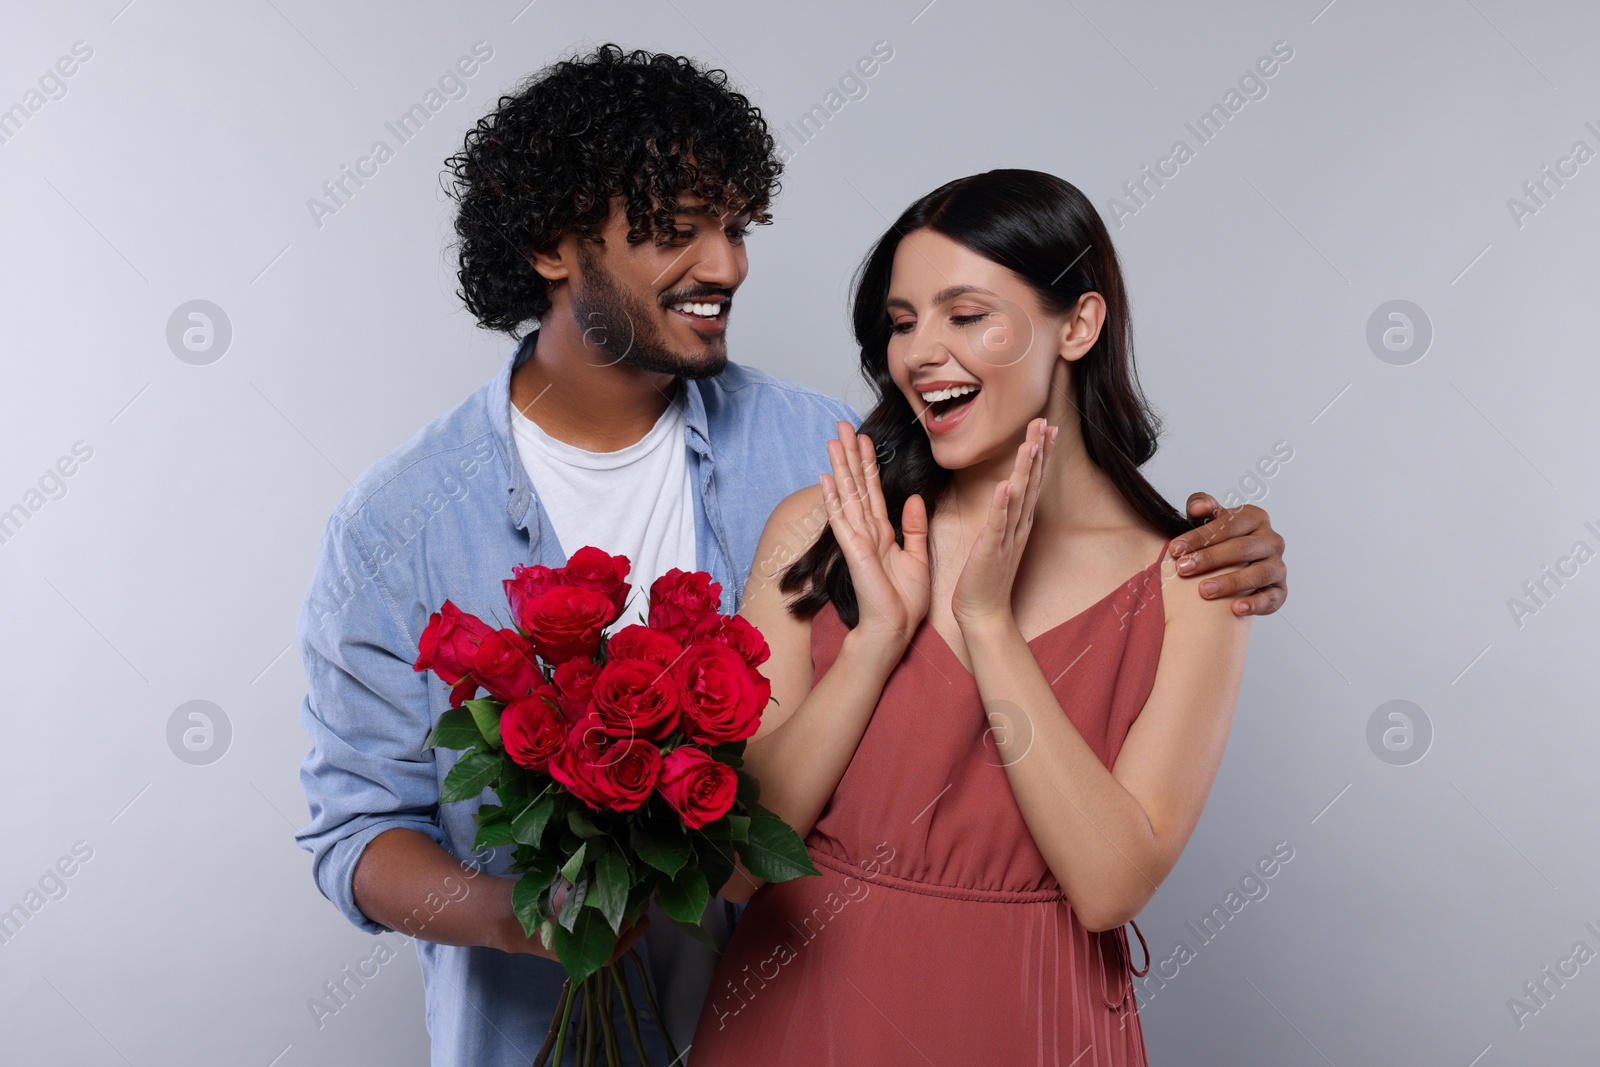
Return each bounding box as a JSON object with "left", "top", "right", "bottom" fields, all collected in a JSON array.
[{"left": 527, "top": 233, "right": 577, "bottom": 283}]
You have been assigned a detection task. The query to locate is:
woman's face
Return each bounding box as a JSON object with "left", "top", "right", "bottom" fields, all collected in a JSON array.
[{"left": 884, "top": 228, "right": 1077, "bottom": 471}]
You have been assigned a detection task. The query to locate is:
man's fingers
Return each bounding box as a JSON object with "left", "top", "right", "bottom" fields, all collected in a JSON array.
[
  {"left": 1175, "top": 534, "right": 1283, "bottom": 578},
  {"left": 1235, "top": 584, "right": 1287, "bottom": 616},
  {"left": 1174, "top": 501, "right": 1266, "bottom": 553},
  {"left": 1193, "top": 560, "right": 1283, "bottom": 601}
]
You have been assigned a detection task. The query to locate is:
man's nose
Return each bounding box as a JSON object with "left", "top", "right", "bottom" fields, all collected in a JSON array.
[{"left": 692, "top": 234, "right": 742, "bottom": 290}]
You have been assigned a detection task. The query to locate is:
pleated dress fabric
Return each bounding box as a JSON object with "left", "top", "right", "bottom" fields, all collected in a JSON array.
[{"left": 690, "top": 540, "right": 1168, "bottom": 1066}]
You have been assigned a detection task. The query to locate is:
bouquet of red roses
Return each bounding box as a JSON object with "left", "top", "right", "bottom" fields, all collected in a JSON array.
[{"left": 413, "top": 546, "right": 816, "bottom": 1066}]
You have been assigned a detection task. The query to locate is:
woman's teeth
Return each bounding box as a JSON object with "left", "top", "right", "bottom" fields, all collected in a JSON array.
[
  {"left": 918, "top": 383, "right": 979, "bottom": 403},
  {"left": 670, "top": 301, "right": 722, "bottom": 319}
]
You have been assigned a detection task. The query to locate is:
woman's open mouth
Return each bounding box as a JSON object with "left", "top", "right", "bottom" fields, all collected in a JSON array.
[{"left": 918, "top": 382, "right": 981, "bottom": 435}]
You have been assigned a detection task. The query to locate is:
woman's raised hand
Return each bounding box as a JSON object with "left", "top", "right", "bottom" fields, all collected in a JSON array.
[
  {"left": 819, "top": 421, "right": 930, "bottom": 654},
  {"left": 952, "top": 418, "right": 1057, "bottom": 633}
]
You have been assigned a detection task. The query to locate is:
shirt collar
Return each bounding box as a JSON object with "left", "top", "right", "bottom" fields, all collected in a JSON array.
[{"left": 488, "top": 331, "right": 716, "bottom": 528}]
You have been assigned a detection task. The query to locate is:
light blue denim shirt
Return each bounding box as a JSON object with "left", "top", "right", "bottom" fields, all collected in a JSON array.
[{"left": 293, "top": 334, "right": 859, "bottom": 1065}]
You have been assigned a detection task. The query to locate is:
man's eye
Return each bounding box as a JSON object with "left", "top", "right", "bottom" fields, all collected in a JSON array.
[{"left": 726, "top": 226, "right": 752, "bottom": 243}]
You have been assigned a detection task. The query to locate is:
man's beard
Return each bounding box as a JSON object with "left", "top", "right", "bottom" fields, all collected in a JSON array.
[{"left": 571, "top": 243, "right": 728, "bottom": 380}]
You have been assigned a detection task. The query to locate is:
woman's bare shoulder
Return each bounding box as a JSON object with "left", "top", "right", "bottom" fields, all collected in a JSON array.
[
  {"left": 745, "top": 483, "right": 828, "bottom": 598},
  {"left": 741, "top": 483, "right": 833, "bottom": 733}
]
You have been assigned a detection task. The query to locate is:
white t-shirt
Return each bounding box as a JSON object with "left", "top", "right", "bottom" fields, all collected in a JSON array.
[{"left": 508, "top": 387, "right": 697, "bottom": 637}]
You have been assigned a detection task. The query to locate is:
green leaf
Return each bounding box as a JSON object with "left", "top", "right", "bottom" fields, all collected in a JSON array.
[
  {"left": 511, "top": 872, "right": 547, "bottom": 940},
  {"left": 510, "top": 794, "right": 557, "bottom": 848},
  {"left": 560, "top": 842, "right": 588, "bottom": 886},
  {"left": 440, "top": 750, "right": 503, "bottom": 803},
  {"left": 734, "top": 768, "right": 761, "bottom": 808},
  {"left": 736, "top": 807, "right": 820, "bottom": 882},
  {"left": 630, "top": 821, "right": 690, "bottom": 878},
  {"left": 556, "top": 869, "right": 589, "bottom": 932},
  {"left": 464, "top": 698, "right": 504, "bottom": 749},
  {"left": 655, "top": 865, "right": 709, "bottom": 924},
  {"left": 567, "top": 808, "right": 602, "bottom": 839},
  {"left": 472, "top": 806, "right": 516, "bottom": 850},
  {"left": 550, "top": 907, "right": 617, "bottom": 985},
  {"left": 624, "top": 875, "right": 658, "bottom": 925},
  {"left": 423, "top": 707, "right": 482, "bottom": 751},
  {"left": 725, "top": 814, "right": 750, "bottom": 843},
  {"left": 692, "top": 832, "right": 735, "bottom": 898},
  {"left": 591, "top": 850, "right": 630, "bottom": 934},
  {"left": 707, "top": 739, "right": 746, "bottom": 769},
  {"left": 497, "top": 764, "right": 539, "bottom": 807}
]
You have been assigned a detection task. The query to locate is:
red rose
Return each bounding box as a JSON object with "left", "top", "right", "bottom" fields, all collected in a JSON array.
[
  {"left": 689, "top": 613, "right": 770, "bottom": 668},
  {"left": 560, "top": 546, "right": 631, "bottom": 623},
  {"left": 656, "top": 746, "right": 737, "bottom": 829},
  {"left": 606, "top": 624, "right": 682, "bottom": 668},
  {"left": 591, "top": 658, "right": 679, "bottom": 740},
  {"left": 552, "top": 659, "right": 600, "bottom": 718},
  {"left": 503, "top": 564, "right": 565, "bottom": 625},
  {"left": 550, "top": 716, "right": 661, "bottom": 812},
  {"left": 470, "top": 628, "right": 542, "bottom": 703},
  {"left": 647, "top": 569, "right": 722, "bottom": 642},
  {"left": 674, "top": 642, "right": 770, "bottom": 744},
  {"left": 516, "top": 586, "right": 615, "bottom": 664},
  {"left": 501, "top": 686, "right": 567, "bottom": 771},
  {"left": 415, "top": 601, "right": 492, "bottom": 684}
]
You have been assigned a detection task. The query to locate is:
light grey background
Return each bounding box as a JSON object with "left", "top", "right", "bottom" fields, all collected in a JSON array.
[{"left": 3, "top": 0, "right": 1597, "bottom": 1064}]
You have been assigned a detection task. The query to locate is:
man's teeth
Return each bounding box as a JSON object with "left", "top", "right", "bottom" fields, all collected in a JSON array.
[
  {"left": 919, "top": 384, "right": 979, "bottom": 403},
  {"left": 670, "top": 301, "right": 722, "bottom": 319}
]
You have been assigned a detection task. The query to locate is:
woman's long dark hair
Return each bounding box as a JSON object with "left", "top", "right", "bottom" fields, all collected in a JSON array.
[{"left": 781, "top": 168, "right": 1203, "bottom": 626}]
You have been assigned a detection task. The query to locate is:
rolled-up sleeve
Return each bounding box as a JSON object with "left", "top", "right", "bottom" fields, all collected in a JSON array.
[{"left": 293, "top": 509, "right": 446, "bottom": 935}]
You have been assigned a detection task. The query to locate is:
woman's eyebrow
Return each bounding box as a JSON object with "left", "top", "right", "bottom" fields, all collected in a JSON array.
[{"left": 885, "top": 285, "right": 997, "bottom": 312}]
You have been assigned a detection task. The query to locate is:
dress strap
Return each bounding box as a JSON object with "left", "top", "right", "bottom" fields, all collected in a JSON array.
[
  {"left": 1126, "top": 919, "right": 1151, "bottom": 976},
  {"left": 1098, "top": 920, "right": 1151, "bottom": 1012},
  {"left": 1152, "top": 536, "right": 1171, "bottom": 568}
]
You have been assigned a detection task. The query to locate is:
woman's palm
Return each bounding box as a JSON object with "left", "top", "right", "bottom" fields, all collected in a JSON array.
[{"left": 819, "top": 425, "right": 930, "bottom": 650}]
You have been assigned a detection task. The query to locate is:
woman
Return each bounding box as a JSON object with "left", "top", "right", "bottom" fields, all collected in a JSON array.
[{"left": 689, "top": 170, "right": 1253, "bottom": 1065}]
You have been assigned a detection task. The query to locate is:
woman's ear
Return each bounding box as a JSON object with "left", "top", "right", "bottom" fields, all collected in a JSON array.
[{"left": 1058, "top": 291, "right": 1106, "bottom": 362}]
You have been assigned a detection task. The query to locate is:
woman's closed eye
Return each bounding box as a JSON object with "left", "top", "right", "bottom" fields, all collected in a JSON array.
[{"left": 889, "top": 312, "right": 988, "bottom": 335}]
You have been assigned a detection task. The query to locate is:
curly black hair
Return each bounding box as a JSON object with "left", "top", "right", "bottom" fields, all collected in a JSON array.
[{"left": 443, "top": 43, "right": 782, "bottom": 337}]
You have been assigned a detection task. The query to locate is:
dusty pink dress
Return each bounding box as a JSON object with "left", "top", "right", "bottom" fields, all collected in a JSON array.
[{"left": 690, "top": 540, "right": 1167, "bottom": 1066}]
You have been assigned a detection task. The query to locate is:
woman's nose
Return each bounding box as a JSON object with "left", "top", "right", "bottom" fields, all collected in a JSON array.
[{"left": 899, "top": 325, "right": 948, "bottom": 374}]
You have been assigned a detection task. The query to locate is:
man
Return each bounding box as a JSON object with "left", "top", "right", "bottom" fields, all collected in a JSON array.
[{"left": 293, "top": 44, "right": 1288, "bottom": 1066}]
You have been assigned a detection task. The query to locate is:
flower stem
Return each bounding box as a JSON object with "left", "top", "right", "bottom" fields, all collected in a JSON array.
[
  {"left": 535, "top": 978, "right": 574, "bottom": 1067},
  {"left": 626, "top": 946, "right": 681, "bottom": 1066},
  {"left": 598, "top": 967, "right": 622, "bottom": 1067},
  {"left": 611, "top": 962, "right": 651, "bottom": 1067},
  {"left": 579, "top": 975, "right": 594, "bottom": 1067}
]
